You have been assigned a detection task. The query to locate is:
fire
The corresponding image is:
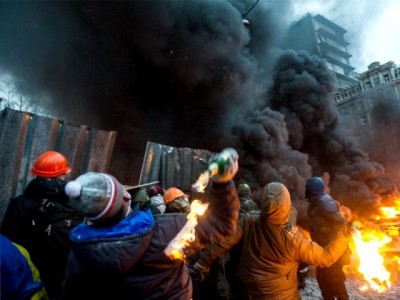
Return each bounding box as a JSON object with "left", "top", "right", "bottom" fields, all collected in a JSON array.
[
  {"left": 164, "top": 200, "right": 209, "bottom": 260},
  {"left": 351, "top": 225, "right": 392, "bottom": 293},
  {"left": 377, "top": 199, "right": 400, "bottom": 220},
  {"left": 165, "top": 163, "right": 216, "bottom": 260}
]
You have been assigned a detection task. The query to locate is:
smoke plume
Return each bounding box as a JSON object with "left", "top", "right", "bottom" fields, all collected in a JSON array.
[{"left": 0, "top": 1, "right": 398, "bottom": 219}]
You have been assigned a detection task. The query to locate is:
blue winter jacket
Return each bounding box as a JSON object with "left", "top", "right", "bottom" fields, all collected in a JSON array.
[{"left": 63, "top": 180, "right": 239, "bottom": 300}]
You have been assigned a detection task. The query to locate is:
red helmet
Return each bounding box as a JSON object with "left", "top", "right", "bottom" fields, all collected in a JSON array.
[
  {"left": 31, "top": 151, "right": 71, "bottom": 178},
  {"left": 147, "top": 184, "right": 164, "bottom": 197},
  {"left": 164, "top": 187, "right": 185, "bottom": 205}
]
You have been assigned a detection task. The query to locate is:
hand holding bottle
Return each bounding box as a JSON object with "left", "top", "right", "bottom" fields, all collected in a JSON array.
[{"left": 208, "top": 148, "right": 238, "bottom": 183}]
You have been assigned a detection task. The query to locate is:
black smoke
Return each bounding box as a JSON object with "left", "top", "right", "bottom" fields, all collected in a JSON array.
[
  {"left": 0, "top": 1, "right": 398, "bottom": 219},
  {"left": 366, "top": 96, "right": 400, "bottom": 189},
  {"left": 266, "top": 50, "right": 398, "bottom": 217}
]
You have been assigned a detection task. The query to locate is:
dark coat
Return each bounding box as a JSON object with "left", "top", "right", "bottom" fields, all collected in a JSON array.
[
  {"left": 306, "top": 178, "right": 346, "bottom": 246},
  {"left": 238, "top": 195, "right": 259, "bottom": 215},
  {"left": 63, "top": 180, "right": 239, "bottom": 300},
  {"left": 0, "top": 177, "right": 83, "bottom": 298}
]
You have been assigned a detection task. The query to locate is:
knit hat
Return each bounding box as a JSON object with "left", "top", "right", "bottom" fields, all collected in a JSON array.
[{"left": 65, "top": 172, "right": 124, "bottom": 222}]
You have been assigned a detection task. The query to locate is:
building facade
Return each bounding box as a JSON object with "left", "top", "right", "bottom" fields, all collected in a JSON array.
[
  {"left": 284, "top": 13, "right": 358, "bottom": 88},
  {"left": 334, "top": 61, "right": 400, "bottom": 166}
]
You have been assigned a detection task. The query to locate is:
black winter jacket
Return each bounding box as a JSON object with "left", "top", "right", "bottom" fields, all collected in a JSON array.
[
  {"left": 307, "top": 193, "right": 346, "bottom": 246},
  {"left": 1, "top": 177, "right": 83, "bottom": 298}
]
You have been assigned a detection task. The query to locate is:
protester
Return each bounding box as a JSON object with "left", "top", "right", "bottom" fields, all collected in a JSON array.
[
  {"left": 306, "top": 176, "right": 350, "bottom": 300},
  {"left": 147, "top": 184, "right": 166, "bottom": 214},
  {"left": 164, "top": 187, "right": 191, "bottom": 214},
  {"left": 130, "top": 186, "right": 161, "bottom": 215},
  {"left": 62, "top": 148, "right": 240, "bottom": 299},
  {"left": 1, "top": 151, "right": 83, "bottom": 300},
  {"left": 191, "top": 182, "right": 354, "bottom": 300},
  {"left": 198, "top": 183, "right": 261, "bottom": 299},
  {"left": 237, "top": 183, "right": 259, "bottom": 215},
  {"left": 0, "top": 234, "right": 49, "bottom": 300}
]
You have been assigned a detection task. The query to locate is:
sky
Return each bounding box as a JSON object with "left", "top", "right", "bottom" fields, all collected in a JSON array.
[
  {"left": 290, "top": 0, "right": 400, "bottom": 72},
  {"left": 0, "top": 0, "right": 399, "bottom": 219}
]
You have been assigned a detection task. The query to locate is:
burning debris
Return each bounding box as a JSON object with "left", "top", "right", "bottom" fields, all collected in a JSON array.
[
  {"left": 342, "top": 199, "right": 400, "bottom": 295},
  {"left": 351, "top": 226, "right": 392, "bottom": 293}
]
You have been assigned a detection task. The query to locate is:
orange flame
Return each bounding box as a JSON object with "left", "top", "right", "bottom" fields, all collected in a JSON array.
[
  {"left": 164, "top": 200, "right": 209, "bottom": 260},
  {"left": 351, "top": 226, "right": 392, "bottom": 293},
  {"left": 376, "top": 199, "right": 400, "bottom": 220}
]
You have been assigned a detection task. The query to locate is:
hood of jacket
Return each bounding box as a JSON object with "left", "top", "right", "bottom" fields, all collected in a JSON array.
[
  {"left": 260, "top": 182, "right": 291, "bottom": 225},
  {"left": 24, "top": 177, "right": 69, "bottom": 205},
  {"left": 69, "top": 209, "right": 154, "bottom": 276}
]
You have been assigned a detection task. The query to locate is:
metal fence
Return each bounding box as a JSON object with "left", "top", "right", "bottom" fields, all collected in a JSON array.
[
  {"left": 0, "top": 108, "right": 117, "bottom": 222},
  {"left": 139, "top": 141, "right": 214, "bottom": 193}
]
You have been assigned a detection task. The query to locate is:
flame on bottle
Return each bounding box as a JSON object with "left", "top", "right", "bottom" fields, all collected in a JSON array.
[
  {"left": 164, "top": 200, "right": 209, "bottom": 260},
  {"left": 191, "top": 162, "right": 218, "bottom": 193}
]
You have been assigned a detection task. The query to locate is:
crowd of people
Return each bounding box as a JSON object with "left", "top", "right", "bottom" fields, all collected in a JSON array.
[{"left": 0, "top": 149, "right": 354, "bottom": 300}]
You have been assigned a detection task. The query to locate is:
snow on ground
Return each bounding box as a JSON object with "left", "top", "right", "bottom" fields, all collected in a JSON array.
[{"left": 300, "top": 266, "right": 400, "bottom": 300}]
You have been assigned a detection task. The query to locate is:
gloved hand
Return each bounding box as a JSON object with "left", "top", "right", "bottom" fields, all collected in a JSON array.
[
  {"left": 188, "top": 262, "right": 210, "bottom": 282},
  {"left": 208, "top": 148, "right": 238, "bottom": 183}
]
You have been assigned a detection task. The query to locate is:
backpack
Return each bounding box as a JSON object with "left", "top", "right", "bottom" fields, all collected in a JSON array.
[{"left": 31, "top": 199, "right": 83, "bottom": 254}]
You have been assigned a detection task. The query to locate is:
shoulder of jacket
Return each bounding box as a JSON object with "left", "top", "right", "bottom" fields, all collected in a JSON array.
[{"left": 319, "top": 195, "right": 340, "bottom": 214}]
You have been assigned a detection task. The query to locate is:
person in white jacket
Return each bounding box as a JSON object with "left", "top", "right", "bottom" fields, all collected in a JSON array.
[{"left": 147, "top": 184, "right": 166, "bottom": 214}]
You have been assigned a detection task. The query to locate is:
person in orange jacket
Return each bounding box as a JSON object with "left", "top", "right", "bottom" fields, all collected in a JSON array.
[{"left": 190, "top": 182, "right": 354, "bottom": 300}]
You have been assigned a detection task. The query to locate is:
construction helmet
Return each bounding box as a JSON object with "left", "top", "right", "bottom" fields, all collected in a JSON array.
[
  {"left": 148, "top": 184, "right": 164, "bottom": 197},
  {"left": 131, "top": 188, "right": 149, "bottom": 202},
  {"left": 238, "top": 183, "right": 251, "bottom": 197},
  {"left": 164, "top": 187, "right": 185, "bottom": 205},
  {"left": 31, "top": 151, "right": 71, "bottom": 178}
]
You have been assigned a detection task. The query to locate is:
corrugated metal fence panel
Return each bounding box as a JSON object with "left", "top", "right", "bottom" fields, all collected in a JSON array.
[
  {"left": 0, "top": 108, "right": 117, "bottom": 222},
  {"left": 139, "top": 141, "right": 214, "bottom": 193}
]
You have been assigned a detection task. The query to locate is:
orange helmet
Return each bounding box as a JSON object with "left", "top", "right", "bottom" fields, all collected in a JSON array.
[
  {"left": 31, "top": 151, "right": 71, "bottom": 178},
  {"left": 164, "top": 187, "right": 185, "bottom": 205}
]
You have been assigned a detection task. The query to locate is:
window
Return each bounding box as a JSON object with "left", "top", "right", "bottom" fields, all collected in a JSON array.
[
  {"left": 383, "top": 73, "right": 390, "bottom": 82},
  {"left": 361, "top": 115, "right": 367, "bottom": 126},
  {"left": 334, "top": 93, "right": 341, "bottom": 103},
  {"left": 395, "top": 68, "right": 400, "bottom": 78},
  {"left": 368, "top": 98, "right": 374, "bottom": 108},
  {"left": 365, "top": 80, "right": 372, "bottom": 89}
]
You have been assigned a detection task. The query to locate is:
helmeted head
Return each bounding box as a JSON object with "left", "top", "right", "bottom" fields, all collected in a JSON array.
[
  {"left": 131, "top": 188, "right": 149, "bottom": 203},
  {"left": 31, "top": 151, "right": 71, "bottom": 178},
  {"left": 305, "top": 177, "right": 325, "bottom": 199},
  {"left": 260, "top": 182, "right": 291, "bottom": 225},
  {"left": 164, "top": 187, "right": 185, "bottom": 205},
  {"left": 65, "top": 172, "right": 127, "bottom": 224},
  {"left": 237, "top": 183, "right": 251, "bottom": 197},
  {"left": 147, "top": 184, "right": 164, "bottom": 197}
]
